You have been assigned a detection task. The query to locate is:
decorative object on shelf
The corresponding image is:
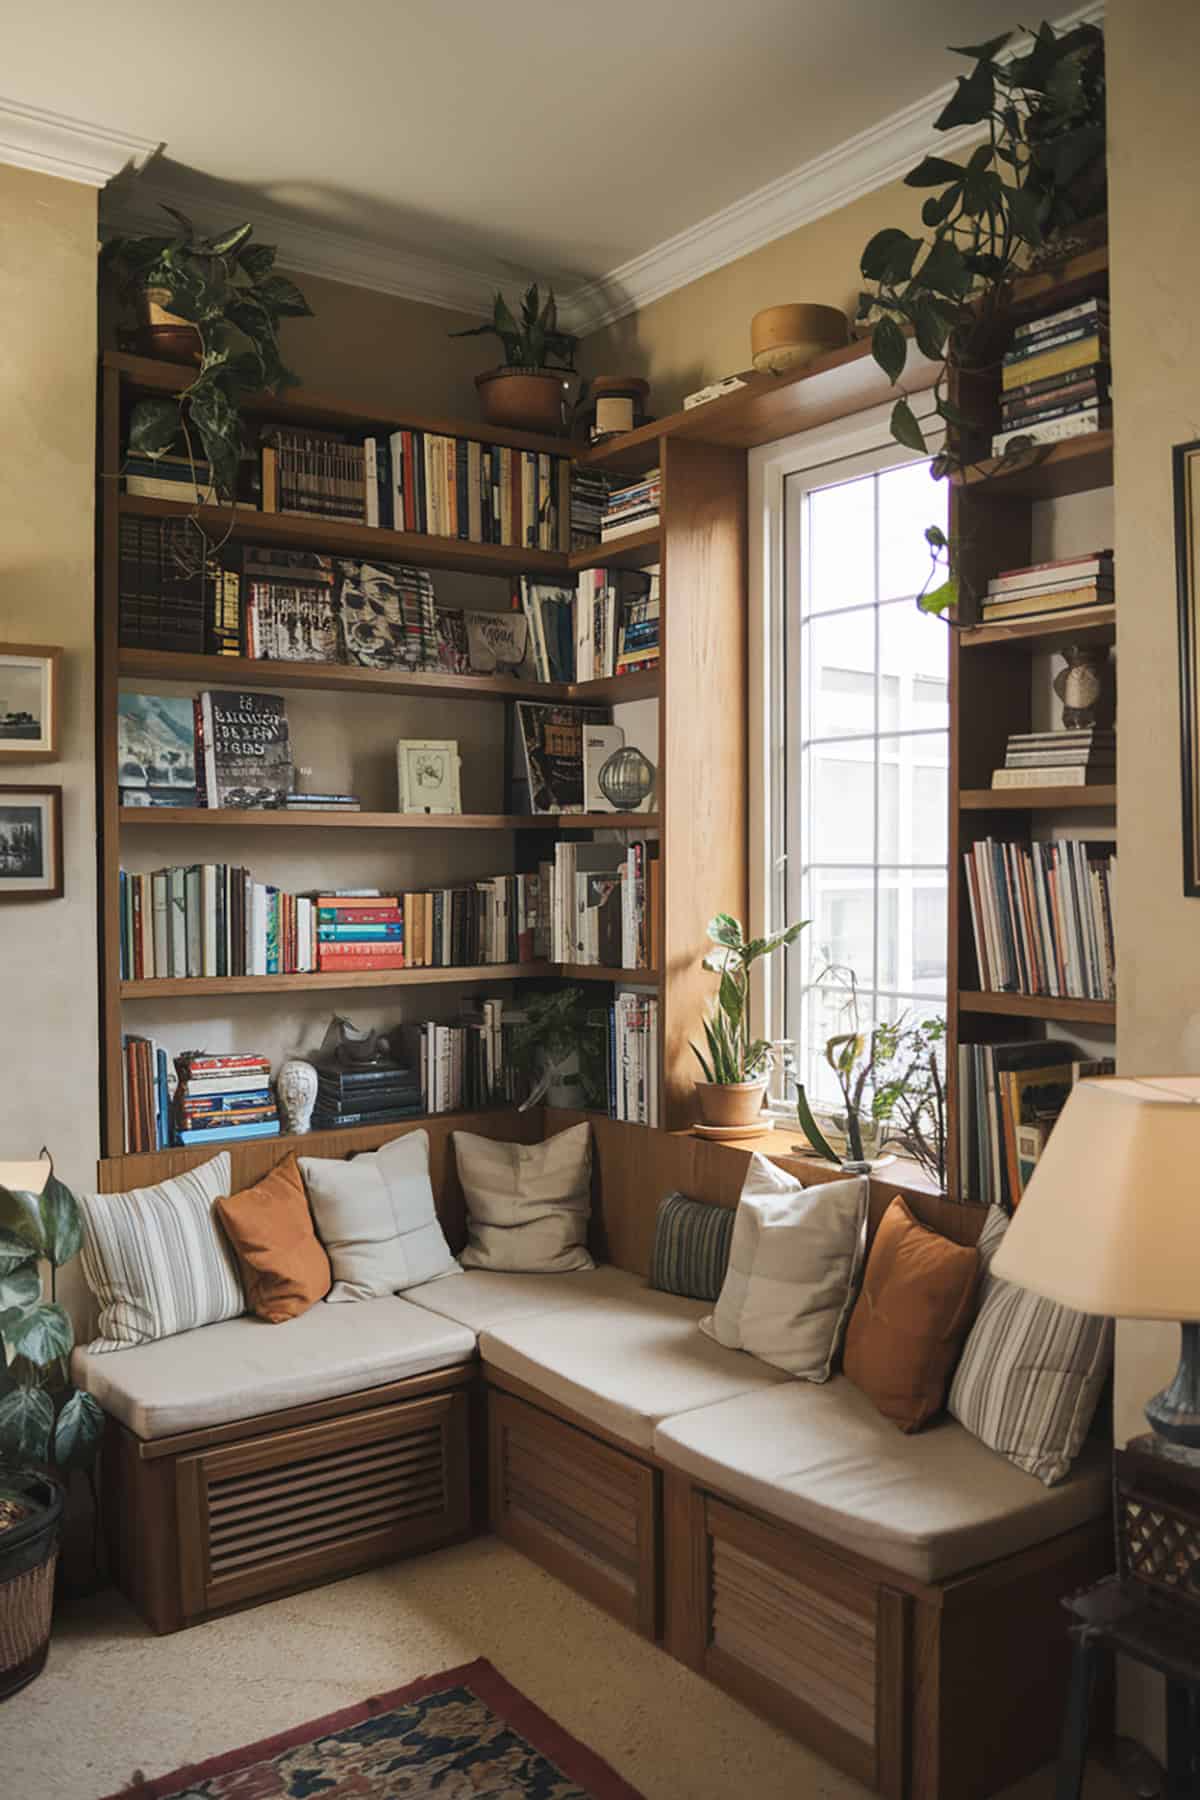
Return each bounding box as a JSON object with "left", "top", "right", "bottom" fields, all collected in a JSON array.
[
  {"left": 450, "top": 283, "right": 578, "bottom": 435},
  {"left": 510, "top": 986, "right": 609, "bottom": 1112},
  {"left": 683, "top": 372, "right": 754, "bottom": 410},
  {"left": 1053, "top": 643, "right": 1109, "bottom": 728},
  {"left": 463, "top": 610, "right": 528, "bottom": 675},
  {"left": 750, "top": 304, "right": 849, "bottom": 374},
  {"left": 692, "top": 913, "right": 807, "bottom": 1129},
  {"left": 0, "top": 785, "right": 62, "bottom": 902},
  {"left": 102, "top": 207, "right": 313, "bottom": 500},
  {"left": 316, "top": 1014, "right": 395, "bottom": 1069},
  {"left": 597, "top": 745, "right": 655, "bottom": 813},
  {"left": 581, "top": 376, "right": 651, "bottom": 445},
  {"left": 396, "top": 739, "right": 462, "bottom": 815},
  {"left": 0, "top": 645, "right": 60, "bottom": 764},
  {"left": 1174, "top": 439, "right": 1200, "bottom": 895},
  {"left": 276, "top": 1058, "right": 319, "bottom": 1135}
]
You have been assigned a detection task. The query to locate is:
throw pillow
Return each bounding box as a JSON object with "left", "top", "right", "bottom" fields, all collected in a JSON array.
[
  {"left": 843, "top": 1195, "right": 980, "bottom": 1433},
  {"left": 698, "top": 1156, "right": 868, "bottom": 1379},
  {"left": 454, "top": 1122, "right": 593, "bottom": 1272},
  {"left": 299, "top": 1129, "right": 459, "bottom": 1302},
  {"left": 78, "top": 1152, "right": 241, "bottom": 1352},
  {"left": 949, "top": 1205, "right": 1114, "bottom": 1485},
  {"left": 650, "top": 1192, "right": 736, "bottom": 1302},
  {"left": 216, "top": 1153, "right": 332, "bottom": 1324}
]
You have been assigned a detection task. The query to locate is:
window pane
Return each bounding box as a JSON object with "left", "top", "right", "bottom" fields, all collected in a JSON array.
[
  {"left": 876, "top": 876, "right": 948, "bottom": 993},
  {"left": 876, "top": 735, "right": 948, "bottom": 864},
  {"left": 807, "top": 745, "right": 874, "bottom": 864},
  {"left": 804, "top": 869, "right": 875, "bottom": 979},
  {"left": 804, "top": 609, "right": 875, "bottom": 739},
  {"left": 806, "top": 474, "right": 876, "bottom": 615},
  {"left": 878, "top": 600, "right": 949, "bottom": 731},
  {"left": 878, "top": 458, "right": 948, "bottom": 601}
]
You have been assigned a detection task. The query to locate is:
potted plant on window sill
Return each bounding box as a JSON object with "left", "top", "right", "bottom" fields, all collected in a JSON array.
[
  {"left": 691, "top": 914, "right": 806, "bottom": 1130},
  {"left": 450, "top": 283, "right": 579, "bottom": 435}
]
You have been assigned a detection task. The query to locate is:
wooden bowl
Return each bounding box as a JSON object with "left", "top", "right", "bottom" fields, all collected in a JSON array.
[{"left": 751, "top": 304, "right": 849, "bottom": 374}]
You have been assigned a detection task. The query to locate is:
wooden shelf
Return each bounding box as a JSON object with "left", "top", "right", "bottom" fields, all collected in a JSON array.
[
  {"left": 569, "top": 528, "right": 660, "bottom": 571},
  {"left": 121, "top": 960, "right": 659, "bottom": 1000},
  {"left": 958, "top": 605, "right": 1115, "bottom": 649},
  {"left": 960, "top": 786, "right": 1116, "bottom": 811},
  {"left": 118, "top": 806, "right": 658, "bottom": 831},
  {"left": 560, "top": 965, "right": 660, "bottom": 984},
  {"left": 952, "top": 432, "right": 1113, "bottom": 501},
  {"left": 957, "top": 990, "right": 1115, "bottom": 1026},
  {"left": 574, "top": 668, "right": 660, "bottom": 703}
]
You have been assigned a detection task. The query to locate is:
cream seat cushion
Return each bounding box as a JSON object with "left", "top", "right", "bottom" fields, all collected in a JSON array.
[
  {"left": 454, "top": 1122, "right": 593, "bottom": 1272},
  {"left": 405, "top": 1263, "right": 639, "bottom": 1331},
  {"left": 71, "top": 1296, "right": 476, "bottom": 1440},
  {"left": 300, "top": 1129, "right": 459, "bottom": 1301},
  {"left": 653, "top": 1378, "right": 1111, "bottom": 1584},
  {"left": 479, "top": 1271, "right": 791, "bottom": 1450}
]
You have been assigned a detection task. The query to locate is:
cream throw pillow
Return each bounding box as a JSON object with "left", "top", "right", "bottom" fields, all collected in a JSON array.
[
  {"left": 699, "top": 1156, "right": 868, "bottom": 1379},
  {"left": 454, "top": 1123, "right": 594, "bottom": 1272},
  {"left": 299, "top": 1129, "right": 459, "bottom": 1302}
]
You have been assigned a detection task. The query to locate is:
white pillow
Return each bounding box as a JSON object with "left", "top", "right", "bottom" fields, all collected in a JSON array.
[
  {"left": 699, "top": 1156, "right": 868, "bottom": 1379},
  {"left": 299, "top": 1129, "right": 459, "bottom": 1302},
  {"left": 79, "top": 1153, "right": 241, "bottom": 1352},
  {"left": 454, "top": 1123, "right": 594, "bottom": 1272}
]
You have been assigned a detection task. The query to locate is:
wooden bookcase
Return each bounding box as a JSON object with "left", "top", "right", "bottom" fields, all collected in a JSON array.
[{"left": 945, "top": 247, "right": 1115, "bottom": 1198}]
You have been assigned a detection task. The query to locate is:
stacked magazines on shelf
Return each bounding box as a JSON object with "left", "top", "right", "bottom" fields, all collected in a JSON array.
[
  {"left": 993, "top": 295, "right": 1110, "bottom": 455},
  {"left": 174, "top": 1051, "right": 280, "bottom": 1147},
  {"left": 979, "top": 550, "right": 1112, "bottom": 626},
  {"left": 957, "top": 1039, "right": 1114, "bottom": 1210},
  {"left": 542, "top": 839, "right": 659, "bottom": 969},
  {"left": 963, "top": 836, "right": 1116, "bottom": 1001},
  {"left": 601, "top": 470, "right": 660, "bottom": 541},
  {"left": 992, "top": 727, "right": 1114, "bottom": 789},
  {"left": 609, "top": 989, "right": 659, "bottom": 1125},
  {"left": 570, "top": 470, "right": 615, "bottom": 550},
  {"left": 312, "top": 1055, "right": 422, "bottom": 1130}
]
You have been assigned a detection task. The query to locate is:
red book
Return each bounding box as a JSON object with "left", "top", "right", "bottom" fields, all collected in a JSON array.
[
  {"left": 317, "top": 951, "right": 407, "bottom": 971},
  {"left": 186, "top": 1054, "right": 270, "bottom": 1073}
]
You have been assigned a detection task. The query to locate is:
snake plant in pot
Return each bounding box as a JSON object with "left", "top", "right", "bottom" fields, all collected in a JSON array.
[
  {"left": 450, "top": 282, "right": 579, "bottom": 435},
  {"left": 691, "top": 914, "right": 807, "bottom": 1128}
]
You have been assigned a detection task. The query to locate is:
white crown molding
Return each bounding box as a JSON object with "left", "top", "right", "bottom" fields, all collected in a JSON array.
[
  {"left": 0, "top": 94, "right": 158, "bottom": 188},
  {"left": 560, "top": 0, "right": 1106, "bottom": 334}
]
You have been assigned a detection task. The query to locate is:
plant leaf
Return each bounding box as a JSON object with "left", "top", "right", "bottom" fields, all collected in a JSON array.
[
  {"left": 691, "top": 1042, "right": 715, "bottom": 1084},
  {"left": 904, "top": 155, "right": 967, "bottom": 189},
  {"left": 53, "top": 1389, "right": 105, "bottom": 1471},
  {"left": 706, "top": 914, "right": 744, "bottom": 950},
  {"left": 860, "top": 228, "right": 921, "bottom": 286},
  {"left": 947, "top": 33, "right": 1011, "bottom": 61},
  {"left": 0, "top": 1386, "right": 53, "bottom": 1463},
  {"left": 871, "top": 316, "right": 907, "bottom": 386},
  {"left": 127, "top": 397, "right": 181, "bottom": 461},
  {"left": 0, "top": 1264, "right": 40, "bottom": 1317},
  {"left": 157, "top": 202, "right": 195, "bottom": 241},
  {"left": 919, "top": 576, "right": 959, "bottom": 616},
  {"left": 915, "top": 238, "right": 971, "bottom": 300},
  {"left": 933, "top": 60, "right": 995, "bottom": 131},
  {"left": 6, "top": 1302, "right": 73, "bottom": 1367},
  {"left": 795, "top": 1087, "right": 841, "bottom": 1163},
  {"left": 0, "top": 1185, "right": 46, "bottom": 1254},
  {"left": 38, "top": 1171, "right": 82, "bottom": 1268},
  {"left": 256, "top": 273, "right": 313, "bottom": 318},
  {"left": 890, "top": 399, "right": 928, "bottom": 453},
  {"left": 0, "top": 1229, "right": 33, "bottom": 1276}
]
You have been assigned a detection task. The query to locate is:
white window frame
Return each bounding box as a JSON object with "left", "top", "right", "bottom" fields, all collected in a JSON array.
[{"left": 748, "top": 390, "right": 942, "bottom": 1115}]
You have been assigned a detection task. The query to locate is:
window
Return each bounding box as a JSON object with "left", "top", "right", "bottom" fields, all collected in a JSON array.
[{"left": 751, "top": 406, "right": 949, "bottom": 1114}]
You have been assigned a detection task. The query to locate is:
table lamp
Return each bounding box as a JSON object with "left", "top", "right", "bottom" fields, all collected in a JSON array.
[{"left": 990, "top": 1075, "right": 1200, "bottom": 1447}]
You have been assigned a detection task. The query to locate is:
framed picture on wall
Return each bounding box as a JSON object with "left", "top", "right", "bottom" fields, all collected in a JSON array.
[
  {"left": 1175, "top": 439, "right": 1200, "bottom": 894},
  {"left": 0, "top": 785, "right": 63, "bottom": 900},
  {"left": 0, "top": 644, "right": 61, "bottom": 762}
]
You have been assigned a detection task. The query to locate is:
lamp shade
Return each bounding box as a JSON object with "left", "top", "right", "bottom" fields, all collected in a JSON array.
[
  {"left": 989, "top": 1076, "right": 1200, "bottom": 1319},
  {"left": 0, "top": 1159, "right": 49, "bottom": 1195}
]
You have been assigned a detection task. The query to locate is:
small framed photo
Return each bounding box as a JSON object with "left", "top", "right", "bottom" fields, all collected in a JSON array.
[
  {"left": 0, "top": 785, "right": 63, "bottom": 900},
  {"left": 397, "top": 739, "right": 462, "bottom": 815},
  {"left": 0, "top": 644, "right": 61, "bottom": 763}
]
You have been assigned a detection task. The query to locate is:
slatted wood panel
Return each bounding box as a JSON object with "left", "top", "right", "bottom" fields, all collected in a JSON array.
[
  {"left": 176, "top": 1390, "right": 468, "bottom": 1621},
  {"left": 488, "top": 1387, "right": 659, "bottom": 1637}
]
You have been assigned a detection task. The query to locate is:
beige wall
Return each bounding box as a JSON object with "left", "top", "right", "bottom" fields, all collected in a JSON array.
[{"left": 579, "top": 173, "right": 930, "bottom": 414}]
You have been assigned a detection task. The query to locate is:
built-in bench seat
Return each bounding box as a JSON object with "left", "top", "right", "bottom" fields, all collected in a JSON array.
[{"left": 403, "top": 1263, "right": 641, "bottom": 1331}]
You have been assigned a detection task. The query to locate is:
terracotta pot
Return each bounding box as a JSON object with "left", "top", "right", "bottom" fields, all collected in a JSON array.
[
  {"left": 750, "top": 303, "right": 849, "bottom": 374},
  {"left": 694, "top": 1079, "right": 768, "bottom": 1128},
  {"left": 476, "top": 367, "right": 568, "bottom": 435},
  {"left": 139, "top": 287, "right": 201, "bottom": 364}
]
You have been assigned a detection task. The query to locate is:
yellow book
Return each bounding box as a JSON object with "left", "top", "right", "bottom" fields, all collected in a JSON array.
[
  {"left": 1001, "top": 335, "right": 1105, "bottom": 391},
  {"left": 981, "top": 582, "right": 1109, "bottom": 620}
]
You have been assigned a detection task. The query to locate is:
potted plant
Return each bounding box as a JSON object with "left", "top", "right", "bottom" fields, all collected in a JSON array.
[
  {"left": 692, "top": 914, "right": 807, "bottom": 1128},
  {"left": 510, "top": 986, "right": 609, "bottom": 1112},
  {"left": 102, "top": 206, "right": 313, "bottom": 501},
  {"left": 450, "top": 283, "right": 578, "bottom": 435},
  {"left": 0, "top": 1155, "right": 105, "bottom": 1697}
]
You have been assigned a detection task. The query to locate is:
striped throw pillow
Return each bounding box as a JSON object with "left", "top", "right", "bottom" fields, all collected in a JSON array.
[
  {"left": 948, "top": 1205, "right": 1113, "bottom": 1485},
  {"left": 79, "top": 1153, "right": 243, "bottom": 1352},
  {"left": 650, "top": 1192, "right": 735, "bottom": 1301}
]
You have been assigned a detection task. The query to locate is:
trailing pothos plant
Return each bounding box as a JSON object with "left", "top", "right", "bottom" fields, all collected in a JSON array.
[
  {"left": 510, "top": 985, "right": 609, "bottom": 1111},
  {"left": 857, "top": 19, "right": 1106, "bottom": 617},
  {"left": 0, "top": 1157, "right": 104, "bottom": 1480},
  {"left": 450, "top": 282, "right": 579, "bottom": 372},
  {"left": 102, "top": 207, "right": 313, "bottom": 501},
  {"left": 692, "top": 914, "right": 807, "bottom": 1086}
]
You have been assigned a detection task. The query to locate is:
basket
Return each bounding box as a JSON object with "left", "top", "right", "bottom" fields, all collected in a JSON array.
[
  {"left": 0, "top": 1467, "right": 64, "bottom": 1700},
  {"left": 1114, "top": 1436, "right": 1200, "bottom": 1613}
]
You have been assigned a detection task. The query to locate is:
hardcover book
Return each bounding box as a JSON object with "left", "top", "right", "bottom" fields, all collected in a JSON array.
[
  {"left": 117, "top": 693, "right": 198, "bottom": 805},
  {"left": 199, "top": 691, "right": 293, "bottom": 809},
  {"left": 514, "top": 702, "right": 608, "bottom": 814},
  {"left": 336, "top": 560, "right": 438, "bottom": 671}
]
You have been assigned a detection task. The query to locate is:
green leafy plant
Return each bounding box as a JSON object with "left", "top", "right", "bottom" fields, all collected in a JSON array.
[
  {"left": 102, "top": 207, "right": 313, "bottom": 500},
  {"left": 510, "top": 985, "right": 609, "bottom": 1110},
  {"left": 0, "top": 1157, "right": 104, "bottom": 1477},
  {"left": 692, "top": 914, "right": 807, "bottom": 1085},
  {"left": 450, "top": 282, "right": 579, "bottom": 372}
]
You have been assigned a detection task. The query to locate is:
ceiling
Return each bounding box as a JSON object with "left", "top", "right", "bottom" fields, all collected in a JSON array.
[{"left": 3, "top": 1, "right": 1100, "bottom": 326}]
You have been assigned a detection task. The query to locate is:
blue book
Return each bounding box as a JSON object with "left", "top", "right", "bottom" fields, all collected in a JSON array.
[
  {"left": 156, "top": 1046, "right": 170, "bottom": 1150},
  {"left": 318, "top": 922, "right": 404, "bottom": 941},
  {"left": 178, "top": 1120, "right": 282, "bottom": 1146}
]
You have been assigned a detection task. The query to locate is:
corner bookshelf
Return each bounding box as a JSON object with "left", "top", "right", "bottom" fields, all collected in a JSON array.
[{"left": 945, "top": 246, "right": 1115, "bottom": 1198}]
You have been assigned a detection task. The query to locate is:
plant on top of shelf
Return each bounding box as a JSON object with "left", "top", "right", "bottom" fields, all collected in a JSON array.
[
  {"left": 692, "top": 913, "right": 807, "bottom": 1129},
  {"left": 102, "top": 206, "right": 313, "bottom": 501},
  {"left": 856, "top": 18, "right": 1106, "bottom": 616},
  {"left": 450, "top": 282, "right": 579, "bottom": 437}
]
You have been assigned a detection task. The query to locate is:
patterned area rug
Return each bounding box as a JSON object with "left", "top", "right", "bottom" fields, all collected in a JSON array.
[{"left": 100, "top": 1658, "right": 645, "bottom": 1799}]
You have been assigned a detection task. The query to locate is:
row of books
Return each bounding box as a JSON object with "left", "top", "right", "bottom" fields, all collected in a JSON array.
[
  {"left": 409, "top": 1006, "right": 527, "bottom": 1116},
  {"left": 610, "top": 991, "right": 659, "bottom": 1126},
  {"left": 601, "top": 470, "right": 660, "bottom": 542},
  {"left": 993, "top": 296, "right": 1110, "bottom": 455},
  {"left": 573, "top": 566, "right": 659, "bottom": 681},
  {"left": 957, "top": 1040, "right": 1113, "bottom": 1211},
  {"left": 980, "top": 550, "right": 1113, "bottom": 625},
  {"left": 963, "top": 836, "right": 1116, "bottom": 1002},
  {"left": 991, "top": 727, "right": 1114, "bottom": 790},
  {"left": 543, "top": 840, "right": 659, "bottom": 970},
  {"left": 571, "top": 469, "right": 616, "bottom": 550},
  {"left": 119, "top": 866, "right": 321, "bottom": 980}
]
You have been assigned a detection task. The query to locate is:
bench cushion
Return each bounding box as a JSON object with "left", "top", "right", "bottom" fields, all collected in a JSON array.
[
  {"left": 404, "top": 1263, "right": 642, "bottom": 1331},
  {"left": 72, "top": 1296, "right": 476, "bottom": 1440},
  {"left": 479, "top": 1273, "right": 791, "bottom": 1450},
  {"left": 653, "top": 1378, "right": 1111, "bottom": 1584}
]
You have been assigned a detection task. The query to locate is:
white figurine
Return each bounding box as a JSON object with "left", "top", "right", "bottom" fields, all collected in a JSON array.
[{"left": 276, "top": 1059, "right": 319, "bottom": 1135}]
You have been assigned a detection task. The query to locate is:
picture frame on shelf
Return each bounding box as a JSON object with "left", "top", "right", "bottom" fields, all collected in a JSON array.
[
  {"left": 0, "top": 784, "right": 63, "bottom": 900},
  {"left": 1174, "top": 438, "right": 1200, "bottom": 894},
  {"left": 0, "top": 644, "right": 61, "bottom": 762},
  {"left": 396, "top": 739, "right": 462, "bottom": 815}
]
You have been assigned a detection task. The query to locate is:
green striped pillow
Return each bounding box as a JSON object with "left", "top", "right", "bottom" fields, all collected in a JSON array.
[{"left": 650, "top": 1192, "right": 735, "bottom": 1302}]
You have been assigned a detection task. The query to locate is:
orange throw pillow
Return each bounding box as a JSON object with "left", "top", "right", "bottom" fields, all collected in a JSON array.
[
  {"left": 843, "top": 1197, "right": 980, "bottom": 1433},
  {"left": 216, "top": 1154, "right": 331, "bottom": 1323}
]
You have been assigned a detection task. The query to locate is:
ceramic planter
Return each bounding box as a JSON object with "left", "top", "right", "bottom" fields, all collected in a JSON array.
[
  {"left": 694, "top": 1078, "right": 768, "bottom": 1128},
  {"left": 139, "top": 287, "right": 201, "bottom": 364},
  {"left": 0, "top": 1467, "right": 63, "bottom": 1698},
  {"left": 475, "top": 367, "right": 568, "bottom": 435}
]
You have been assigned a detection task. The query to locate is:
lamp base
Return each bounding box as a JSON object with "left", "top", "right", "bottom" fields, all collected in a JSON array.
[{"left": 1145, "top": 1322, "right": 1200, "bottom": 1448}]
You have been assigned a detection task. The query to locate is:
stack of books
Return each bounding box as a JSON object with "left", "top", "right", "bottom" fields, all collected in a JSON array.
[
  {"left": 124, "top": 450, "right": 217, "bottom": 505},
  {"left": 570, "top": 470, "right": 615, "bottom": 550},
  {"left": 609, "top": 990, "right": 659, "bottom": 1125},
  {"left": 312, "top": 1057, "right": 422, "bottom": 1130},
  {"left": 993, "top": 297, "right": 1110, "bottom": 455},
  {"left": 957, "top": 1040, "right": 1113, "bottom": 1210},
  {"left": 398, "top": 1005, "right": 527, "bottom": 1114},
  {"left": 963, "top": 836, "right": 1116, "bottom": 1001},
  {"left": 121, "top": 1035, "right": 174, "bottom": 1153},
  {"left": 174, "top": 1052, "right": 280, "bottom": 1147},
  {"left": 573, "top": 567, "right": 657, "bottom": 682},
  {"left": 601, "top": 470, "right": 660, "bottom": 542},
  {"left": 284, "top": 791, "right": 361, "bottom": 812},
  {"left": 979, "top": 551, "right": 1113, "bottom": 626},
  {"left": 992, "top": 727, "right": 1115, "bottom": 790},
  {"left": 541, "top": 839, "right": 659, "bottom": 969},
  {"left": 317, "top": 896, "right": 405, "bottom": 974}
]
